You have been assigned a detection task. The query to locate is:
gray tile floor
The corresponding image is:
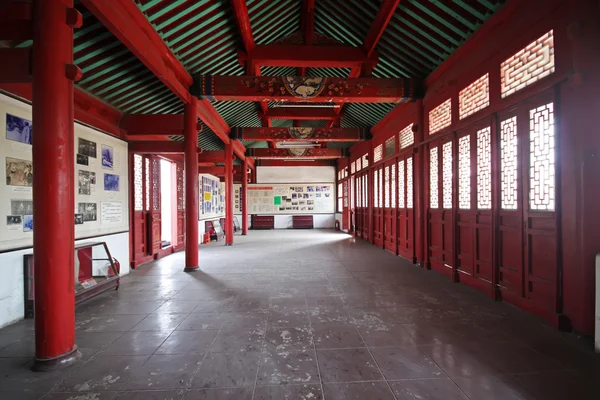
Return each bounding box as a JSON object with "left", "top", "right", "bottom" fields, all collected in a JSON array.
[{"left": 0, "top": 230, "right": 599, "bottom": 399}]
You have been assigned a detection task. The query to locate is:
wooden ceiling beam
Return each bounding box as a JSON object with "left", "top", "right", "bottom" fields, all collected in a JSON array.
[
  {"left": 231, "top": 127, "right": 370, "bottom": 142},
  {"left": 193, "top": 75, "right": 417, "bottom": 103},
  {"left": 248, "top": 148, "right": 342, "bottom": 159},
  {"left": 261, "top": 107, "right": 341, "bottom": 120}
]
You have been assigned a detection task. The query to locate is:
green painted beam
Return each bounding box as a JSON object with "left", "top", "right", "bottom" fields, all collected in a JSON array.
[
  {"left": 409, "top": 0, "right": 467, "bottom": 38},
  {"left": 91, "top": 67, "right": 149, "bottom": 96},
  {"left": 430, "top": 0, "right": 479, "bottom": 31},
  {"left": 394, "top": 15, "right": 454, "bottom": 54},
  {"left": 144, "top": 0, "right": 187, "bottom": 22},
  {"left": 75, "top": 41, "right": 121, "bottom": 64},
  {"left": 73, "top": 31, "right": 113, "bottom": 53},
  {"left": 155, "top": 1, "right": 207, "bottom": 31},
  {"left": 453, "top": 0, "right": 489, "bottom": 21},
  {"left": 79, "top": 51, "right": 133, "bottom": 81},
  {"left": 403, "top": 7, "right": 461, "bottom": 47}
]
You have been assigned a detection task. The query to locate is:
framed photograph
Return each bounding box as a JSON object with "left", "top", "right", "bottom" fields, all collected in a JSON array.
[
  {"left": 78, "top": 138, "right": 97, "bottom": 158},
  {"left": 104, "top": 173, "right": 119, "bottom": 191},
  {"left": 11, "top": 199, "right": 33, "bottom": 216},
  {"left": 6, "top": 113, "right": 32, "bottom": 145},
  {"left": 76, "top": 154, "right": 89, "bottom": 166},
  {"left": 90, "top": 172, "right": 96, "bottom": 185},
  {"left": 307, "top": 186, "right": 314, "bottom": 192},
  {"left": 74, "top": 214, "right": 84, "bottom": 225},
  {"left": 23, "top": 215, "right": 33, "bottom": 232},
  {"left": 101, "top": 144, "right": 114, "bottom": 169},
  {"left": 7, "top": 215, "right": 22, "bottom": 230},
  {"left": 78, "top": 170, "right": 91, "bottom": 195},
  {"left": 78, "top": 202, "right": 97, "bottom": 222},
  {"left": 6, "top": 157, "right": 33, "bottom": 186}
]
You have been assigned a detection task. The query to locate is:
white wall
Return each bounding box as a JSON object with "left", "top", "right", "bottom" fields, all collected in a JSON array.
[
  {"left": 257, "top": 166, "right": 335, "bottom": 183},
  {"left": 256, "top": 166, "right": 336, "bottom": 229},
  {"left": 0, "top": 93, "right": 130, "bottom": 328}
]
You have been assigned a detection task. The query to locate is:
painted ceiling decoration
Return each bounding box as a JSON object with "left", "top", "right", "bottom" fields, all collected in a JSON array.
[{"left": 1, "top": 0, "right": 508, "bottom": 156}]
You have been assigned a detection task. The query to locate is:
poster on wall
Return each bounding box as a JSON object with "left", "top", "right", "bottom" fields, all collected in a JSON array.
[
  {"left": 246, "top": 183, "right": 334, "bottom": 214},
  {"left": 78, "top": 138, "right": 97, "bottom": 158},
  {"left": 101, "top": 144, "right": 113, "bottom": 169},
  {"left": 6, "top": 157, "right": 32, "bottom": 186},
  {"left": 103, "top": 173, "right": 119, "bottom": 191},
  {"left": 78, "top": 202, "right": 97, "bottom": 222},
  {"left": 78, "top": 170, "right": 92, "bottom": 195},
  {"left": 23, "top": 215, "right": 33, "bottom": 232},
  {"left": 6, "top": 215, "right": 22, "bottom": 231},
  {"left": 6, "top": 114, "right": 32, "bottom": 145}
]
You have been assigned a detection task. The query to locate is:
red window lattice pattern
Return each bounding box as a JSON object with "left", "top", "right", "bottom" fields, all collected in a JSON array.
[
  {"left": 429, "top": 98, "right": 452, "bottom": 135},
  {"left": 351, "top": 161, "right": 356, "bottom": 174},
  {"left": 363, "top": 175, "right": 368, "bottom": 207},
  {"left": 406, "top": 157, "right": 413, "bottom": 209},
  {"left": 356, "top": 158, "right": 362, "bottom": 172},
  {"left": 391, "top": 164, "right": 396, "bottom": 208},
  {"left": 398, "top": 160, "right": 405, "bottom": 208},
  {"left": 374, "top": 144, "right": 383, "bottom": 163},
  {"left": 374, "top": 170, "right": 379, "bottom": 208},
  {"left": 152, "top": 159, "right": 160, "bottom": 210},
  {"left": 343, "top": 182, "right": 349, "bottom": 208},
  {"left": 399, "top": 123, "right": 414, "bottom": 149},
  {"left": 384, "top": 166, "right": 390, "bottom": 208},
  {"left": 459, "top": 74, "right": 490, "bottom": 120},
  {"left": 529, "top": 102, "right": 555, "bottom": 211},
  {"left": 501, "top": 116, "right": 519, "bottom": 210},
  {"left": 362, "top": 154, "right": 369, "bottom": 168},
  {"left": 379, "top": 169, "right": 384, "bottom": 207},
  {"left": 133, "top": 154, "right": 143, "bottom": 211},
  {"left": 145, "top": 157, "right": 150, "bottom": 211},
  {"left": 477, "top": 127, "right": 492, "bottom": 209},
  {"left": 430, "top": 147, "right": 439, "bottom": 209},
  {"left": 458, "top": 135, "right": 471, "bottom": 209},
  {"left": 385, "top": 136, "right": 396, "bottom": 158},
  {"left": 338, "top": 183, "right": 343, "bottom": 211},
  {"left": 501, "top": 30, "right": 555, "bottom": 98},
  {"left": 442, "top": 142, "right": 453, "bottom": 209}
]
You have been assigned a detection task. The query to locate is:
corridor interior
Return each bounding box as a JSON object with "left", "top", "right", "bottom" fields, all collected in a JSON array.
[{"left": 0, "top": 230, "right": 598, "bottom": 400}]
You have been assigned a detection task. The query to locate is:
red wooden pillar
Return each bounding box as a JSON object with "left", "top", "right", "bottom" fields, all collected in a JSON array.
[
  {"left": 31, "top": 0, "right": 81, "bottom": 371},
  {"left": 414, "top": 100, "right": 425, "bottom": 264},
  {"left": 225, "top": 142, "right": 234, "bottom": 245},
  {"left": 242, "top": 160, "right": 249, "bottom": 235},
  {"left": 183, "top": 96, "right": 199, "bottom": 271}
]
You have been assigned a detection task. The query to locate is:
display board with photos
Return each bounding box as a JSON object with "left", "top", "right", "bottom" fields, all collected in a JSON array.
[
  {"left": 247, "top": 183, "right": 335, "bottom": 214},
  {"left": 0, "top": 93, "right": 129, "bottom": 251},
  {"left": 199, "top": 174, "right": 224, "bottom": 219}
]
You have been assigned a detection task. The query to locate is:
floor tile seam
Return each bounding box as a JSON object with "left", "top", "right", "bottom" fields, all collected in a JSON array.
[
  {"left": 185, "top": 328, "right": 223, "bottom": 390},
  {"left": 305, "top": 293, "right": 326, "bottom": 400},
  {"left": 353, "top": 327, "right": 400, "bottom": 400},
  {"left": 250, "top": 313, "right": 269, "bottom": 400}
]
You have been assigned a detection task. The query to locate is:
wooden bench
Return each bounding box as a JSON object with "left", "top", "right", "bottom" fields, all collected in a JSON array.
[
  {"left": 292, "top": 215, "right": 313, "bottom": 229},
  {"left": 251, "top": 215, "right": 274, "bottom": 230}
]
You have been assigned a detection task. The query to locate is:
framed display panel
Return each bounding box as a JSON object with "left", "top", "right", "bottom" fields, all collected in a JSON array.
[
  {"left": 0, "top": 93, "right": 129, "bottom": 252},
  {"left": 199, "top": 174, "right": 224, "bottom": 219},
  {"left": 247, "top": 183, "right": 335, "bottom": 214},
  {"left": 23, "top": 241, "right": 120, "bottom": 318}
]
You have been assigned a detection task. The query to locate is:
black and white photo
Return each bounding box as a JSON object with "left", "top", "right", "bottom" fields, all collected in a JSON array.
[
  {"left": 78, "top": 138, "right": 97, "bottom": 158},
  {"left": 78, "top": 170, "right": 91, "bottom": 195},
  {"left": 11, "top": 200, "right": 33, "bottom": 216},
  {"left": 6, "top": 113, "right": 32, "bottom": 145},
  {"left": 7, "top": 215, "right": 22, "bottom": 230},
  {"left": 76, "top": 153, "right": 89, "bottom": 166},
  {"left": 74, "top": 214, "right": 84, "bottom": 225},
  {"left": 78, "top": 202, "right": 97, "bottom": 222}
]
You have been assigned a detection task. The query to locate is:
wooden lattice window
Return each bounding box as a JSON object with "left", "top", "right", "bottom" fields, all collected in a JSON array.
[
  {"left": 384, "top": 166, "right": 390, "bottom": 208},
  {"left": 529, "top": 102, "right": 555, "bottom": 211},
  {"left": 458, "top": 135, "right": 471, "bottom": 209},
  {"left": 399, "top": 123, "right": 414, "bottom": 149},
  {"left": 429, "top": 99, "right": 452, "bottom": 135},
  {"left": 398, "top": 160, "right": 405, "bottom": 208},
  {"left": 385, "top": 136, "right": 396, "bottom": 158},
  {"left": 501, "top": 116, "right": 518, "bottom": 210},
  {"left": 176, "top": 164, "right": 184, "bottom": 210},
  {"left": 477, "top": 127, "right": 492, "bottom": 209},
  {"left": 151, "top": 158, "right": 160, "bottom": 210},
  {"left": 133, "top": 154, "right": 143, "bottom": 211},
  {"left": 374, "top": 170, "right": 379, "bottom": 208},
  {"left": 374, "top": 144, "right": 383, "bottom": 163},
  {"left": 351, "top": 161, "right": 356, "bottom": 174},
  {"left": 145, "top": 157, "right": 150, "bottom": 211},
  {"left": 378, "top": 168, "right": 383, "bottom": 207},
  {"left": 363, "top": 175, "right": 368, "bottom": 207},
  {"left": 429, "top": 147, "right": 439, "bottom": 209},
  {"left": 501, "top": 30, "right": 555, "bottom": 98},
  {"left": 391, "top": 164, "right": 396, "bottom": 208},
  {"left": 362, "top": 154, "right": 369, "bottom": 168},
  {"left": 406, "top": 157, "right": 413, "bottom": 209},
  {"left": 356, "top": 158, "right": 362, "bottom": 172},
  {"left": 442, "top": 142, "right": 453, "bottom": 209},
  {"left": 337, "top": 183, "right": 343, "bottom": 211},
  {"left": 459, "top": 74, "right": 489, "bottom": 119}
]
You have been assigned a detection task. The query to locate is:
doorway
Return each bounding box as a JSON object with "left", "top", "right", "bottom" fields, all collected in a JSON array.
[{"left": 160, "top": 159, "right": 174, "bottom": 249}]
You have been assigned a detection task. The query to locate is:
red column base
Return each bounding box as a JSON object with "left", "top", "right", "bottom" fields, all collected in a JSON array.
[
  {"left": 32, "top": 346, "right": 81, "bottom": 372},
  {"left": 183, "top": 266, "right": 200, "bottom": 272},
  {"left": 241, "top": 233, "right": 247, "bottom": 236},
  {"left": 225, "top": 243, "right": 234, "bottom": 246}
]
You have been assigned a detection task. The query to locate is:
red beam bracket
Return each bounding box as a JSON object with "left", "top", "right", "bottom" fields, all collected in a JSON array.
[
  {"left": 66, "top": 8, "right": 83, "bottom": 28},
  {"left": 65, "top": 64, "right": 82, "bottom": 82}
]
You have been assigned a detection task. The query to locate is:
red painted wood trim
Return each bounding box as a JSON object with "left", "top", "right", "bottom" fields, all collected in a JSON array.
[
  {"left": 233, "top": 127, "right": 366, "bottom": 142},
  {"left": 0, "top": 48, "right": 32, "bottom": 82},
  {"left": 129, "top": 141, "right": 184, "bottom": 153},
  {"left": 262, "top": 107, "right": 340, "bottom": 120},
  {"left": 248, "top": 148, "right": 341, "bottom": 159},
  {"left": 121, "top": 114, "right": 185, "bottom": 135},
  {"left": 363, "top": 0, "right": 401, "bottom": 58}
]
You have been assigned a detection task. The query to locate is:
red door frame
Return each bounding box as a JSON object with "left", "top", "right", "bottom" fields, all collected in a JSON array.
[
  {"left": 397, "top": 151, "right": 415, "bottom": 261},
  {"left": 383, "top": 160, "right": 397, "bottom": 254}
]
